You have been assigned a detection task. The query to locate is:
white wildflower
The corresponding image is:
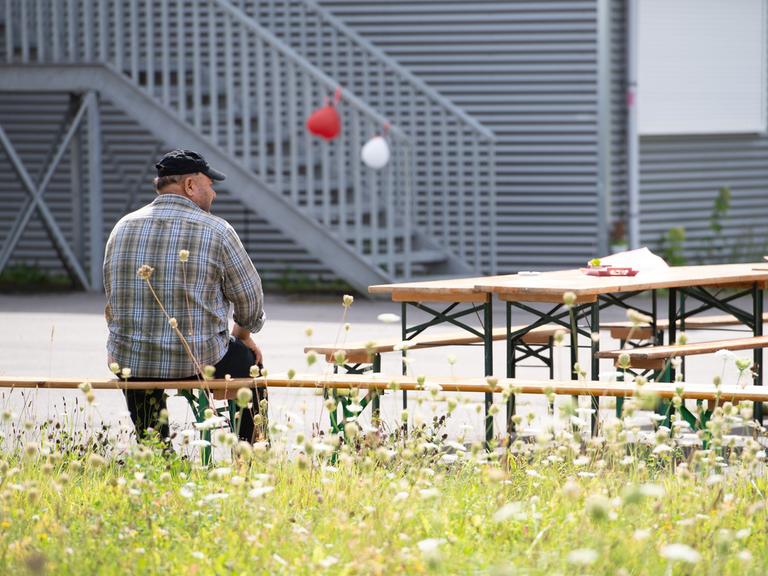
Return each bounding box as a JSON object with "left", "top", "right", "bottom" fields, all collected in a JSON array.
[
  {"left": 418, "top": 488, "right": 440, "bottom": 499},
  {"left": 738, "top": 550, "right": 753, "bottom": 562},
  {"left": 417, "top": 538, "right": 446, "bottom": 555},
  {"left": 567, "top": 548, "right": 598, "bottom": 566},
  {"left": 715, "top": 349, "right": 737, "bottom": 361},
  {"left": 179, "top": 487, "right": 194, "bottom": 499},
  {"left": 633, "top": 529, "right": 651, "bottom": 541},
  {"left": 493, "top": 502, "right": 523, "bottom": 522},
  {"left": 194, "top": 416, "right": 227, "bottom": 431},
  {"left": 439, "top": 454, "right": 458, "bottom": 465},
  {"left": 209, "top": 467, "right": 231, "bottom": 480},
  {"left": 640, "top": 483, "right": 665, "bottom": 498},
  {"left": 660, "top": 543, "right": 701, "bottom": 564},
  {"left": 318, "top": 556, "right": 339, "bottom": 568},
  {"left": 203, "top": 493, "right": 229, "bottom": 502},
  {"left": 249, "top": 486, "right": 274, "bottom": 498}
]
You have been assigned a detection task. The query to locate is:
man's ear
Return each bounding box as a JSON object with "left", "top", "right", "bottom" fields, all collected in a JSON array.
[{"left": 182, "top": 176, "right": 195, "bottom": 196}]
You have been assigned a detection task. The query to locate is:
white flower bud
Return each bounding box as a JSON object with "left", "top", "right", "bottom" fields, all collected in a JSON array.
[{"left": 236, "top": 387, "right": 252, "bottom": 409}]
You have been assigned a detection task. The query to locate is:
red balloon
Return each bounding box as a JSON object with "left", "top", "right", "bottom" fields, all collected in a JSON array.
[{"left": 307, "top": 104, "right": 341, "bottom": 140}]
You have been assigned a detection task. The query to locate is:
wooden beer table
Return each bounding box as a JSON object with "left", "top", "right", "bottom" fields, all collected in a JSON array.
[
  {"left": 474, "top": 263, "right": 768, "bottom": 428},
  {"left": 372, "top": 264, "right": 768, "bottom": 439}
]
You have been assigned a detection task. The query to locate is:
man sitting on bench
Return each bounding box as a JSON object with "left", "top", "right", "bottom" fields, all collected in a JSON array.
[{"left": 103, "top": 149, "right": 266, "bottom": 446}]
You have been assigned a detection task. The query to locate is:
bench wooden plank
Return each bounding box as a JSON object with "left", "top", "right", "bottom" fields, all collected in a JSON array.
[
  {"left": 602, "top": 313, "right": 768, "bottom": 340},
  {"left": 596, "top": 335, "right": 768, "bottom": 369},
  {"left": 197, "top": 373, "right": 768, "bottom": 403},
  {"left": 9, "top": 374, "right": 764, "bottom": 402},
  {"left": 306, "top": 325, "right": 562, "bottom": 363},
  {"left": 0, "top": 377, "right": 255, "bottom": 391}
]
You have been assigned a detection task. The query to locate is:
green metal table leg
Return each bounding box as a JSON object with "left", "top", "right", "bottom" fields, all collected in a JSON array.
[
  {"left": 484, "top": 295, "right": 494, "bottom": 447},
  {"left": 371, "top": 353, "right": 381, "bottom": 423},
  {"left": 505, "top": 301, "right": 516, "bottom": 437},
  {"left": 590, "top": 301, "right": 600, "bottom": 435}
]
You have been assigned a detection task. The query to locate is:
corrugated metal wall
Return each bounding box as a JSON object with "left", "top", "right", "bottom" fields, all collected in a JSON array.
[
  {"left": 609, "top": 0, "right": 627, "bottom": 239},
  {"left": 0, "top": 92, "right": 335, "bottom": 285},
  {"left": 318, "top": 0, "right": 603, "bottom": 270},
  {"left": 611, "top": 2, "right": 768, "bottom": 262}
]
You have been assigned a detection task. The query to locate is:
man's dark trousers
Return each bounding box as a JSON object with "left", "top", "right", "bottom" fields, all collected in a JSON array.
[{"left": 124, "top": 338, "right": 266, "bottom": 443}]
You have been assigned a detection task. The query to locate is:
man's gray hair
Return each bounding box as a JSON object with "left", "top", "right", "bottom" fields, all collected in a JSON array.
[{"left": 154, "top": 173, "right": 196, "bottom": 193}]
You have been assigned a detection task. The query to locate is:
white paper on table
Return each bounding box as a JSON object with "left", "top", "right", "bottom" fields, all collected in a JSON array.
[{"left": 597, "top": 247, "right": 669, "bottom": 273}]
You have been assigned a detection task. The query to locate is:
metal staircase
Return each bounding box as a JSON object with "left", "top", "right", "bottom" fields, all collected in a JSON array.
[
  {"left": 0, "top": 0, "right": 496, "bottom": 291},
  {"left": 237, "top": 0, "right": 498, "bottom": 275}
]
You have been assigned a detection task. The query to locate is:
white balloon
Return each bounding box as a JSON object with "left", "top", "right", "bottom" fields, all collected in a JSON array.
[{"left": 361, "top": 136, "right": 390, "bottom": 169}]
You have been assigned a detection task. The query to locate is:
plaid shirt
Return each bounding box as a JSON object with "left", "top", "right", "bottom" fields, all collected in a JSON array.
[{"left": 104, "top": 194, "right": 265, "bottom": 378}]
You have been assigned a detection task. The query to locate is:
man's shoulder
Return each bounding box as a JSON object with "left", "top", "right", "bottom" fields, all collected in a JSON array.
[
  {"left": 202, "top": 211, "right": 236, "bottom": 235},
  {"left": 110, "top": 203, "right": 153, "bottom": 233},
  {"left": 112, "top": 200, "right": 235, "bottom": 236}
]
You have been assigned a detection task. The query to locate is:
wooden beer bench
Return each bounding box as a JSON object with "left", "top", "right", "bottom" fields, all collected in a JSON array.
[
  {"left": 306, "top": 324, "right": 563, "bottom": 369},
  {"left": 596, "top": 335, "right": 768, "bottom": 371},
  {"left": 219, "top": 373, "right": 768, "bottom": 436},
  {"left": 602, "top": 313, "right": 768, "bottom": 342},
  {"left": 2, "top": 374, "right": 766, "bottom": 441}
]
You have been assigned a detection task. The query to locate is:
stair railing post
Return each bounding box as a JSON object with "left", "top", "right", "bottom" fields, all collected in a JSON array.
[
  {"left": 98, "top": 0, "right": 107, "bottom": 62},
  {"left": 86, "top": 91, "right": 103, "bottom": 291},
  {"left": 19, "top": 0, "right": 28, "bottom": 62},
  {"left": 404, "top": 142, "right": 414, "bottom": 280},
  {"left": 176, "top": 0, "right": 186, "bottom": 120},
  {"left": 351, "top": 109, "right": 363, "bottom": 254}
]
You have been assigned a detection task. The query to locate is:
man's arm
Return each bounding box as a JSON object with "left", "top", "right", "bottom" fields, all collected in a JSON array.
[
  {"left": 221, "top": 225, "right": 266, "bottom": 362},
  {"left": 232, "top": 322, "right": 263, "bottom": 365}
]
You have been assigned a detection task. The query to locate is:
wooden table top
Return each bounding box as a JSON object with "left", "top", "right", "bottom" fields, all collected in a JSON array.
[
  {"left": 370, "top": 264, "right": 768, "bottom": 304},
  {"left": 368, "top": 274, "right": 516, "bottom": 302},
  {"left": 474, "top": 263, "right": 768, "bottom": 304}
]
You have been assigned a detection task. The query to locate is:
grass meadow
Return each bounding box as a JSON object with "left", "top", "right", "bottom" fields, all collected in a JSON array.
[
  {"left": 1, "top": 387, "right": 767, "bottom": 575},
  {"left": 1, "top": 292, "right": 767, "bottom": 575}
]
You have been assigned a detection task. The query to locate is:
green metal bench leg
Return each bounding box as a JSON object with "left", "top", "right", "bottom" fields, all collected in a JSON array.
[
  {"left": 178, "top": 389, "right": 212, "bottom": 465},
  {"left": 371, "top": 353, "right": 381, "bottom": 421},
  {"left": 227, "top": 400, "right": 238, "bottom": 437},
  {"left": 678, "top": 404, "right": 698, "bottom": 430},
  {"left": 196, "top": 390, "right": 213, "bottom": 465}
]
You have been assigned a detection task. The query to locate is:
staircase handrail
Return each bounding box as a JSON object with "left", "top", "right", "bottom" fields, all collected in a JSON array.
[{"left": 301, "top": 0, "right": 496, "bottom": 143}]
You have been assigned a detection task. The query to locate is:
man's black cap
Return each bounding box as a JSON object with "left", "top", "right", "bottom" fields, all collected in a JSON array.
[{"left": 155, "top": 149, "right": 226, "bottom": 181}]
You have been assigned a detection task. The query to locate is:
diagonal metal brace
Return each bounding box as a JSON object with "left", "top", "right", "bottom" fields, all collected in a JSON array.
[
  {"left": 405, "top": 301, "right": 487, "bottom": 340},
  {"left": 0, "top": 95, "right": 92, "bottom": 287}
]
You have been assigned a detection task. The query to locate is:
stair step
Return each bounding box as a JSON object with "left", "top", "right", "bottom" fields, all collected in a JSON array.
[
  {"left": 301, "top": 202, "right": 385, "bottom": 220},
  {"left": 338, "top": 225, "right": 410, "bottom": 240},
  {"left": 369, "top": 249, "right": 447, "bottom": 266}
]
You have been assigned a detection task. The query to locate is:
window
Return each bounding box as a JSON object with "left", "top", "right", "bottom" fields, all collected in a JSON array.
[{"left": 638, "top": 0, "right": 766, "bottom": 135}]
